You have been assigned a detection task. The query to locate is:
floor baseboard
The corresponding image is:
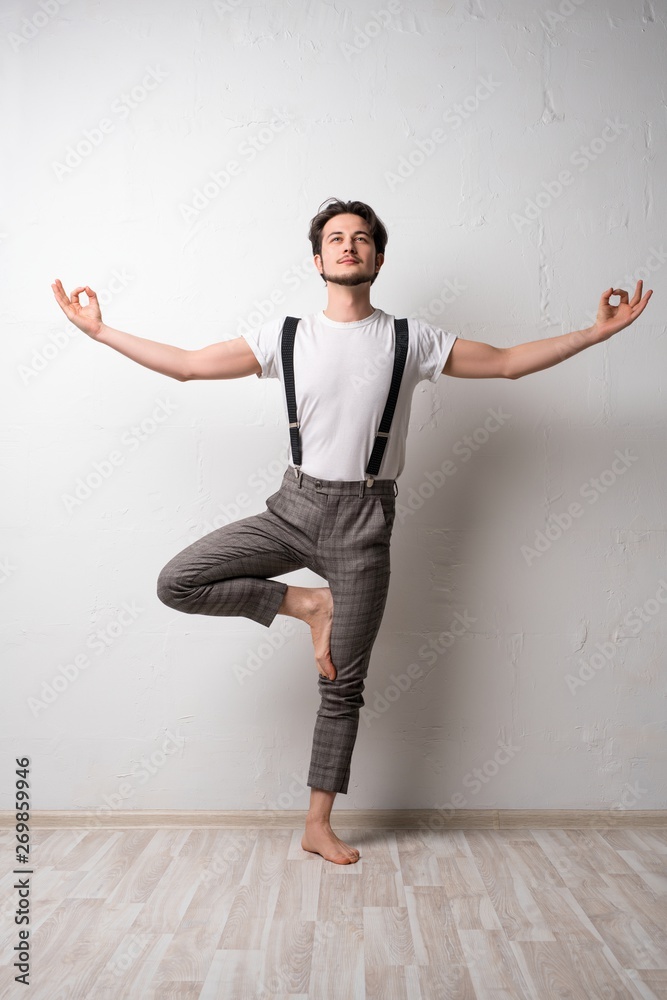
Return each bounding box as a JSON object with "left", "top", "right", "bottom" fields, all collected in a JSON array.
[{"left": 1, "top": 809, "right": 665, "bottom": 828}]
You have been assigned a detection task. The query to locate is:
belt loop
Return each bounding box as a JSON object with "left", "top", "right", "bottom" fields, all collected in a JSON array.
[
  {"left": 298, "top": 471, "right": 303, "bottom": 488},
  {"left": 358, "top": 479, "right": 364, "bottom": 498},
  {"left": 393, "top": 481, "right": 398, "bottom": 497}
]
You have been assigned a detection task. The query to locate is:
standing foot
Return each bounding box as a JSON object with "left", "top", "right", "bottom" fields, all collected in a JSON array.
[{"left": 301, "top": 819, "right": 360, "bottom": 864}]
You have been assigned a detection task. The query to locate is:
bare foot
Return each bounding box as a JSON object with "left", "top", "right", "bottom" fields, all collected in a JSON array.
[
  {"left": 303, "top": 587, "right": 336, "bottom": 680},
  {"left": 301, "top": 820, "right": 360, "bottom": 864}
]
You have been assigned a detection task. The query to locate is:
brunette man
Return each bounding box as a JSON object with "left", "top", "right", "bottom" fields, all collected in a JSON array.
[{"left": 52, "top": 197, "right": 653, "bottom": 864}]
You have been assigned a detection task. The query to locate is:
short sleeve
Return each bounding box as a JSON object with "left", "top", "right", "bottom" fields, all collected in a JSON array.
[
  {"left": 241, "top": 317, "right": 283, "bottom": 379},
  {"left": 414, "top": 319, "right": 458, "bottom": 383}
]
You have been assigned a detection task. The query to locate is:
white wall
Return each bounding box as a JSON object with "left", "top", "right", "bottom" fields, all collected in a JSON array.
[{"left": 3, "top": 0, "right": 665, "bottom": 812}]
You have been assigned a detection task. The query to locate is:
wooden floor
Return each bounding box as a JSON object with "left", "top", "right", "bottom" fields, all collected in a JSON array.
[{"left": 2, "top": 824, "right": 667, "bottom": 1000}]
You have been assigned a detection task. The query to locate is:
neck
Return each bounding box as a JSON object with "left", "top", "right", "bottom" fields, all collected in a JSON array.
[{"left": 323, "top": 284, "right": 375, "bottom": 323}]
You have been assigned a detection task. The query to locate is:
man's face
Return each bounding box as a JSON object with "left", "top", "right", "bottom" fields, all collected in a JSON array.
[{"left": 315, "top": 213, "right": 384, "bottom": 287}]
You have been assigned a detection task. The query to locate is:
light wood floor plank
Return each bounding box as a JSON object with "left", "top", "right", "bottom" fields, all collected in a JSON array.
[
  {"left": 395, "top": 830, "right": 444, "bottom": 885},
  {"left": 198, "top": 947, "right": 264, "bottom": 1000},
  {"left": 513, "top": 936, "right": 646, "bottom": 999},
  {"left": 364, "top": 905, "right": 416, "bottom": 967},
  {"left": 2, "top": 823, "right": 666, "bottom": 998},
  {"left": 457, "top": 929, "right": 533, "bottom": 999},
  {"left": 365, "top": 963, "right": 414, "bottom": 1000}
]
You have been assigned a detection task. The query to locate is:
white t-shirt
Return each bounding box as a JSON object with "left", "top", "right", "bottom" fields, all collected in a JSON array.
[{"left": 241, "top": 307, "right": 457, "bottom": 482}]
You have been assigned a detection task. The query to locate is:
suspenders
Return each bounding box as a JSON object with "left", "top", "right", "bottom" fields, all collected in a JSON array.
[{"left": 280, "top": 315, "right": 409, "bottom": 487}]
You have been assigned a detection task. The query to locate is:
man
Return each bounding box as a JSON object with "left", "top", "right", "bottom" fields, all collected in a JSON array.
[{"left": 52, "top": 197, "right": 653, "bottom": 865}]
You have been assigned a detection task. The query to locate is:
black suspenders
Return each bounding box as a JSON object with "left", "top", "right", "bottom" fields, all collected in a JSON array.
[{"left": 280, "top": 315, "right": 409, "bottom": 487}]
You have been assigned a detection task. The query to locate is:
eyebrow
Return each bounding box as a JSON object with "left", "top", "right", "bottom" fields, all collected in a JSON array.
[{"left": 326, "top": 230, "right": 371, "bottom": 238}]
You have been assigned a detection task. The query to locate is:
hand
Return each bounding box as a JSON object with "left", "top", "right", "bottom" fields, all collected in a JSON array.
[
  {"left": 591, "top": 280, "right": 653, "bottom": 342},
  {"left": 51, "top": 279, "right": 104, "bottom": 338}
]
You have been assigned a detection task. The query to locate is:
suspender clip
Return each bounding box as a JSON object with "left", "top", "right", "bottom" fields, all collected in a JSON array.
[{"left": 366, "top": 475, "right": 375, "bottom": 488}]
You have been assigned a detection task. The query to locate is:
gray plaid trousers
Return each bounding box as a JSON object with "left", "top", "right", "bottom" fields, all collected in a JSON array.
[{"left": 156, "top": 465, "right": 397, "bottom": 794}]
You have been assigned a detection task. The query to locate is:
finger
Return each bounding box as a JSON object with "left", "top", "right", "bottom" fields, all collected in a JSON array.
[
  {"left": 51, "top": 283, "right": 70, "bottom": 309},
  {"left": 629, "top": 279, "right": 643, "bottom": 307},
  {"left": 600, "top": 286, "right": 614, "bottom": 303},
  {"left": 612, "top": 288, "right": 629, "bottom": 303},
  {"left": 52, "top": 289, "right": 73, "bottom": 316},
  {"left": 632, "top": 289, "right": 653, "bottom": 317},
  {"left": 84, "top": 286, "right": 98, "bottom": 298}
]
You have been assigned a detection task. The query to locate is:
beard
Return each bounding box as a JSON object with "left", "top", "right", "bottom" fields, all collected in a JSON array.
[{"left": 321, "top": 262, "right": 376, "bottom": 286}]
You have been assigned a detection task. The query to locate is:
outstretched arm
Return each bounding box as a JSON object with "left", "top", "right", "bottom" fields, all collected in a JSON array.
[
  {"left": 51, "top": 279, "right": 260, "bottom": 381},
  {"left": 442, "top": 281, "right": 653, "bottom": 380}
]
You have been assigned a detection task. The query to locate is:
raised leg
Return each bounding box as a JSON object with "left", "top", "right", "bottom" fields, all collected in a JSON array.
[{"left": 156, "top": 506, "right": 306, "bottom": 626}]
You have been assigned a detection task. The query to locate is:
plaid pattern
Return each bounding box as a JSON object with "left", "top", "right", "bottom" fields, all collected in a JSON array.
[{"left": 157, "top": 465, "right": 396, "bottom": 794}]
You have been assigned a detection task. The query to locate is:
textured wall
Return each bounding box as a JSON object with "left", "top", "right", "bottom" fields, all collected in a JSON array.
[{"left": 3, "top": 0, "right": 665, "bottom": 811}]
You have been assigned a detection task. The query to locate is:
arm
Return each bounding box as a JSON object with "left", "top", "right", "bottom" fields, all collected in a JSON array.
[
  {"left": 51, "top": 280, "right": 261, "bottom": 381},
  {"left": 442, "top": 281, "right": 653, "bottom": 380}
]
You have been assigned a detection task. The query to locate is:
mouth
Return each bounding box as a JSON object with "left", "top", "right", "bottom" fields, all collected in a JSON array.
[{"left": 340, "top": 259, "right": 359, "bottom": 264}]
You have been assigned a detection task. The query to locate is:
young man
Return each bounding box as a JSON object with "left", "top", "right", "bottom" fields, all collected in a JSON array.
[{"left": 52, "top": 197, "right": 652, "bottom": 865}]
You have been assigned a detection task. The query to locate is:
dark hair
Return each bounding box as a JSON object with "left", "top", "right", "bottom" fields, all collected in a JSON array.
[{"left": 308, "top": 197, "right": 388, "bottom": 285}]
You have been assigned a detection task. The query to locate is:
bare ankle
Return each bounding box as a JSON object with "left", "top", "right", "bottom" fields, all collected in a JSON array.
[
  {"left": 277, "top": 585, "right": 324, "bottom": 622},
  {"left": 277, "top": 585, "right": 314, "bottom": 621},
  {"left": 306, "top": 814, "right": 331, "bottom": 827}
]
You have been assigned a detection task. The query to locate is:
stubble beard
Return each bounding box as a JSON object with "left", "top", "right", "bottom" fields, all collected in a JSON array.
[{"left": 321, "top": 262, "right": 376, "bottom": 287}]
